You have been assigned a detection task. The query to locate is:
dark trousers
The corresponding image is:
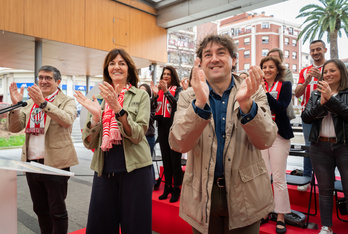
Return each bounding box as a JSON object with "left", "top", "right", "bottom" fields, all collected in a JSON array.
[
  {"left": 192, "top": 185, "right": 260, "bottom": 234},
  {"left": 310, "top": 141, "right": 348, "bottom": 227},
  {"left": 302, "top": 121, "right": 313, "bottom": 177},
  {"left": 158, "top": 119, "right": 183, "bottom": 187},
  {"left": 26, "top": 172, "right": 69, "bottom": 234},
  {"left": 86, "top": 166, "right": 153, "bottom": 234}
]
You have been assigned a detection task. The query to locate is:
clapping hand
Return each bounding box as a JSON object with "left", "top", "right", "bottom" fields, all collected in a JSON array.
[
  {"left": 74, "top": 91, "right": 101, "bottom": 121},
  {"left": 27, "top": 84, "right": 45, "bottom": 105},
  {"left": 317, "top": 80, "right": 332, "bottom": 105},
  {"left": 150, "top": 81, "right": 159, "bottom": 97},
  {"left": 236, "top": 66, "right": 264, "bottom": 113},
  {"left": 181, "top": 77, "right": 189, "bottom": 90},
  {"left": 190, "top": 58, "right": 209, "bottom": 109},
  {"left": 9, "top": 82, "right": 24, "bottom": 105},
  {"left": 99, "top": 82, "right": 122, "bottom": 114},
  {"left": 158, "top": 80, "right": 168, "bottom": 93}
]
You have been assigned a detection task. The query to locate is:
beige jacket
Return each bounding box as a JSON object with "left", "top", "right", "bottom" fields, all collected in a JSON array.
[
  {"left": 7, "top": 90, "right": 78, "bottom": 169},
  {"left": 169, "top": 76, "right": 277, "bottom": 233}
]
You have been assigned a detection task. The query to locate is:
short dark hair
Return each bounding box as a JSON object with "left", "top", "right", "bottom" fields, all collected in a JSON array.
[
  {"left": 239, "top": 72, "right": 249, "bottom": 77},
  {"left": 267, "top": 48, "right": 284, "bottom": 63},
  {"left": 320, "top": 59, "right": 348, "bottom": 91},
  {"left": 310, "top": 40, "right": 326, "bottom": 48},
  {"left": 39, "top": 65, "right": 61, "bottom": 81},
  {"left": 139, "top": 83, "right": 151, "bottom": 97},
  {"left": 160, "top": 66, "right": 181, "bottom": 87},
  {"left": 103, "top": 48, "right": 139, "bottom": 87},
  {"left": 196, "top": 34, "right": 237, "bottom": 61},
  {"left": 260, "top": 56, "right": 286, "bottom": 82}
]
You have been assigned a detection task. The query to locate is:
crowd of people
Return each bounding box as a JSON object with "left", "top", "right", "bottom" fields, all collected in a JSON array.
[{"left": 6, "top": 33, "right": 348, "bottom": 234}]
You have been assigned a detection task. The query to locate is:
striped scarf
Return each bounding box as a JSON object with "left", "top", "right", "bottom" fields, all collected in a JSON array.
[
  {"left": 25, "top": 89, "right": 59, "bottom": 135},
  {"left": 100, "top": 84, "right": 131, "bottom": 151}
]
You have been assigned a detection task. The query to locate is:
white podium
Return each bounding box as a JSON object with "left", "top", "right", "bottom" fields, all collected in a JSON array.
[{"left": 0, "top": 159, "right": 74, "bottom": 234}]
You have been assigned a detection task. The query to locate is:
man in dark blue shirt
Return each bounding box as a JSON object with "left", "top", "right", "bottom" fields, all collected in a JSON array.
[{"left": 169, "top": 35, "right": 277, "bottom": 234}]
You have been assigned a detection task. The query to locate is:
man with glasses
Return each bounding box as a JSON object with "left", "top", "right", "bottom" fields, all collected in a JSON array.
[{"left": 7, "top": 65, "right": 78, "bottom": 234}]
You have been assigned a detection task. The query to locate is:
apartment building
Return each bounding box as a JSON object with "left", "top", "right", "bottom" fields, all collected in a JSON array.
[{"left": 219, "top": 12, "right": 302, "bottom": 80}]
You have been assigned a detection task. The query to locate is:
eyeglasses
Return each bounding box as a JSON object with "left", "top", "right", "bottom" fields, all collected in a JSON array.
[{"left": 37, "top": 76, "right": 54, "bottom": 81}]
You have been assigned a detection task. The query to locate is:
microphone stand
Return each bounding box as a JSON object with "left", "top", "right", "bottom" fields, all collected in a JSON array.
[{"left": 0, "top": 101, "right": 27, "bottom": 115}]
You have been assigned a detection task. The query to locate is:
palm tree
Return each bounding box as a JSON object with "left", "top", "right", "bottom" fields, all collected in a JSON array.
[{"left": 296, "top": 0, "right": 348, "bottom": 59}]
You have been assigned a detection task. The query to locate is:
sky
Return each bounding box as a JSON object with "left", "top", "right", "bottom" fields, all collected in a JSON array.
[{"left": 257, "top": 0, "right": 348, "bottom": 59}]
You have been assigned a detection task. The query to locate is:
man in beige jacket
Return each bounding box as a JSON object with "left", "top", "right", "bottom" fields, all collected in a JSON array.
[
  {"left": 169, "top": 35, "right": 277, "bottom": 234},
  {"left": 7, "top": 65, "right": 78, "bottom": 234}
]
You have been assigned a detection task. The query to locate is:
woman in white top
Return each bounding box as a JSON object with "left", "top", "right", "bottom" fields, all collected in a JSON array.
[{"left": 302, "top": 59, "right": 348, "bottom": 234}]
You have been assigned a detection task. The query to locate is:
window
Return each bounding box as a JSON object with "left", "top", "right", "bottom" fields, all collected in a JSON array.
[
  {"left": 245, "top": 25, "right": 252, "bottom": 33},
  {"left": 306, "top": 55, "right": 309, "bottom": 60},
  {"left": 234, "top": 40, "right": 239, "bottom": 46},
  {"left": 289, "top": 27, "right": 293, "bottom": 35},
  {"left": 262, "top": 49, "right": 269, "bottom": 57},
  {"left": 292, "top": 52, "right": 297, "bottom": 59},
  {"left": 285, "top": 38, "right": 289, "bottom": 45},
  {"left": 292, "top": 64, "right": 297, "bottom": 72},
  {"left": 292, "top": 39, "right": 297, "bottom": 46},
  {"left": 234, "top": 28, "right": 240, "bottom": 36},
  {"left": 261, "top": 22, "right": 270, "bottom": 29},
  {"left": 221, "top": 31, "right": 231, "bottom": 37},
  {"left": 244, "top": 50, "right": 250, "bottom": 58},
  {"left": 285, "top": 63, "right": 290, "bottom": 68},
  {"left": 244, "top": 37, "right": 250, "bottom": 45},
  {"left": 244, "top": 63, "right": 250, "bottom": 70},
  {"left": 285, "top": 50, "right": 289, "bottom": 58},
  {"left": 262, "top": 36, "right": 269, "bottom": 44}
]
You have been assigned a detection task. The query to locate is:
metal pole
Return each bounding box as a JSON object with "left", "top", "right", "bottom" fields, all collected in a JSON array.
[
  {"left": 34, "top": 40, "right": 42, "bottom": 84},
  {"left": 152, "top": 63, "right": 157, "bottom": 84},
  {"left": 86, "top": 75, "right": 90, "bottom": 95}
]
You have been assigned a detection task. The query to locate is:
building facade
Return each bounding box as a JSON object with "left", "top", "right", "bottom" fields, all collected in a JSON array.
[{"left": 219, "top": 12, "right": 302, "bottom": 80}]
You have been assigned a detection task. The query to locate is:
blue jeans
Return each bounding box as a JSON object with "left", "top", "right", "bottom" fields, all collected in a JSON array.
[
  {"left": 146, "top": 135, "right": 156, "bottom": 184},
  {"left": 146, "top": 135, "right": 155, "bottom": 157},
  {"left": 310, "top": 141, "right": 348, "bottom": 227},
  {"left": 302, "top": 120, "right": 312, "bottom": 177}
]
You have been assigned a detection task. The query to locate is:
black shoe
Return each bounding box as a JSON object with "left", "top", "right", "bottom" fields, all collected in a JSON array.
[
  {"left": 154, "top": 177, "right": 161, "bottom": 191},
  {"left": 276, "top": 221, "right": 286, "bottom": 234},
  {"left": 260, "top": 216, "right": 269, "bottom": 225},
  {"left": 159, "top": 184, "right": 172, "bottom": 200},
  {"left": 170, "top": 186, "right": 181, "bottom": 203}
]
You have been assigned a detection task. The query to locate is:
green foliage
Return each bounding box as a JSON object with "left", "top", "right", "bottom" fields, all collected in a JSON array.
[
  {"left": 296, "top": 0, "right": 348, "bottom": 58},
  {"left": 0, "top": 135, "right": 25, "bottom": 148}
]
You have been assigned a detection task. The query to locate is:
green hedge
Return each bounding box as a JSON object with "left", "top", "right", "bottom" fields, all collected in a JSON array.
[{"left": 0, "top": 135, "right": 25, "bottom": 148}]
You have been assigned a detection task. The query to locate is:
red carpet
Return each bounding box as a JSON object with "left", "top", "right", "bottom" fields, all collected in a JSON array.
[{"left": 70, "top": 171, "right": 348, "bottom": 234}]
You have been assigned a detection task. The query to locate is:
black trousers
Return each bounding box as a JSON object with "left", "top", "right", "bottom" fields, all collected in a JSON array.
[
  {"left": 157, "top": 118, "right": 183, "bottom": 187},
  {"left": 26, "top": 172, "right": 70, "bottom": 234},
  {"left": 86, "top": 166, "right": 153, "bottom": 234}
]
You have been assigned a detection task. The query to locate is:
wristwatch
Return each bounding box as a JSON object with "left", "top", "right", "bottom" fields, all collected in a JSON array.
[
  {"left": 39, "top": 101, "right": 48, "bottom": 109},
  {"left": 115, "top": 109, "right": 126, "bottom": 118}
]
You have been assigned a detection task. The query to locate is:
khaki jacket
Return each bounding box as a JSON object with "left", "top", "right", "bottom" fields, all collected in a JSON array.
[
  {"left": 169, "top": 76, "right": 277, "bottom": 233},
  {"left": 82, "top": 86, "right": 152, "bottom": 176},
  {"left": 7, "top": 90, "right": 78, "bottom": 169}
]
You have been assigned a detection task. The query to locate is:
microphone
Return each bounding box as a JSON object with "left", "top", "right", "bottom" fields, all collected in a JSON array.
[{"left": 17, "top": 101, "right": 27, "bottom": 107}]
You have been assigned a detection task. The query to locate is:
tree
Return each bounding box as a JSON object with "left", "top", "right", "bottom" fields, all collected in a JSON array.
[{"left": 296, "top": 0, "right": 348, "bottom": 59}]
